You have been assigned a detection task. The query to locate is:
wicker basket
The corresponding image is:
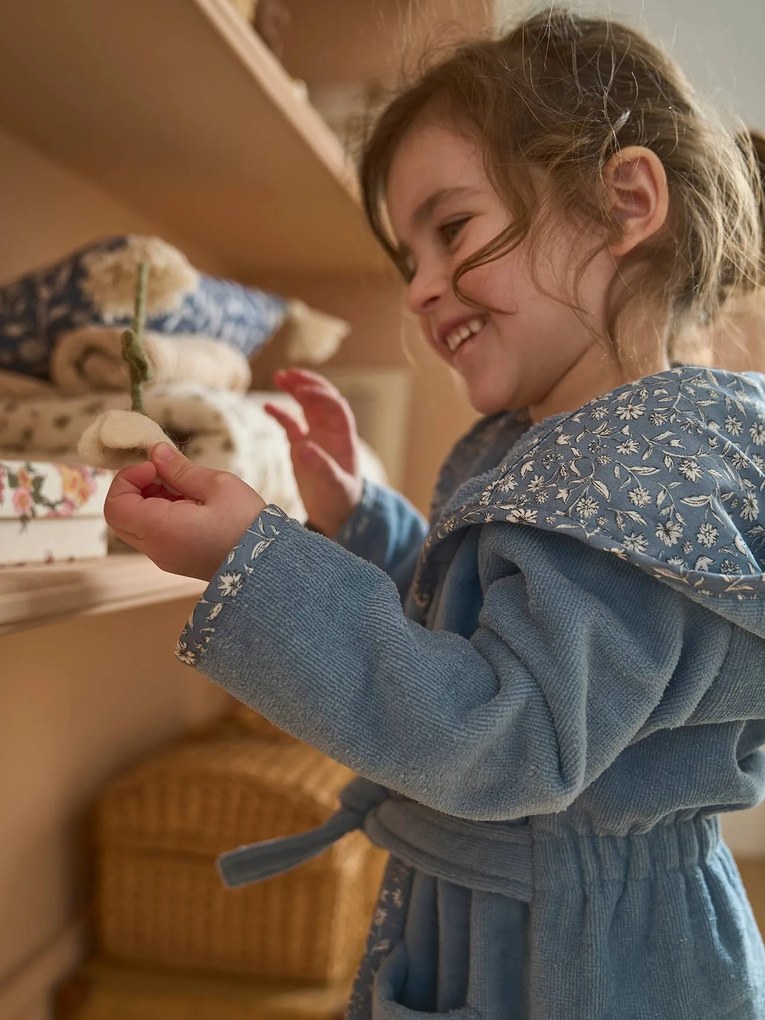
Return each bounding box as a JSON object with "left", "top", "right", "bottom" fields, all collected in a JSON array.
[
  {"left": 55, "top": 958, "right": 350, "bottom": 1020},
  {"left": 227, "top": 702, "right": 288, "bottom": 739},
  {"left": 95, "top": 726, "right": 384, "bottom": 983}
]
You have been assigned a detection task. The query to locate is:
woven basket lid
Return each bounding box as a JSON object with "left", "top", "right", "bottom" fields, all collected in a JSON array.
[{"left": 96, "top": 729, "right": 359, "bottom": 860}]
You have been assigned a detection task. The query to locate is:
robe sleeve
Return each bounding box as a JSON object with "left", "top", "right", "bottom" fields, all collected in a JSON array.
[
  {"left": 331, "top": 479, "right": 428, "bottom": 601},
  {"left": 177, "top": 506, "right": 725, "bottom": 821}
]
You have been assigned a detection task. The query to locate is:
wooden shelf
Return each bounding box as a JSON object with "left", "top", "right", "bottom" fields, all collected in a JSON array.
[
  {"left": 0, "top": 0, "right": 385, "bottom": 277},
  {"left": 0, "top": 554, "right": 204, "bottom": 635}
]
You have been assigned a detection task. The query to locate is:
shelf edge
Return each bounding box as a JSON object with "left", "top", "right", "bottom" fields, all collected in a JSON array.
[{"left": 0, "top": 556, "right": 204, "bottom": 635}]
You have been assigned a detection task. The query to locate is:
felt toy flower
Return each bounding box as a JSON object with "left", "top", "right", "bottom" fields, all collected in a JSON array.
[{"left": 77, "top": 409, "right": 176, "bottom": 470}]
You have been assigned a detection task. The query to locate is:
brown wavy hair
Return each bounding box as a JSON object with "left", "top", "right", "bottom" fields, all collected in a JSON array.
[
  {"left": 359, "top": 8, "right": 763, "bottom": 362},
  {"left": 740, "top": 128, "right": 765, "bottom": 256}
]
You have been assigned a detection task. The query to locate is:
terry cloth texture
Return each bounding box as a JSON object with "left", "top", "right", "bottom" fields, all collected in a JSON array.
[{"left": 178, "top": 367, "right": 765, "bottom": 1019}]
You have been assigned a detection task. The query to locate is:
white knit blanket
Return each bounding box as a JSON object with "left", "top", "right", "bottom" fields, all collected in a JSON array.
[{"left": 0, "top": 384, "right": 385, "bottom": 521}]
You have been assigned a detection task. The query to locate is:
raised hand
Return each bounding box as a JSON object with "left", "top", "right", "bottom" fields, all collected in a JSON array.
[
  {"left": 104, "top": 443, "right": 267, "bottom": 580},
  {"left": 264, "top": 368, "right": 363, "bottom": 536}
]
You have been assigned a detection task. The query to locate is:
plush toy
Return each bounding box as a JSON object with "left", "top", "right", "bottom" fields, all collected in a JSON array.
[{"left": 77, "top": 262, "right": 178, "bottom": 470}]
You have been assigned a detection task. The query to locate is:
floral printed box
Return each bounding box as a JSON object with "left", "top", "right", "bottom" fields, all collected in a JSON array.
[{"left": 0, "top": 460, "right": 112, "bottom": 566}]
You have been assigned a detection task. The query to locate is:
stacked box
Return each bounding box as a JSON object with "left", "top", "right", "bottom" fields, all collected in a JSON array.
[{"left": 0, "top": 459, "right": 111, "bottom": 565}]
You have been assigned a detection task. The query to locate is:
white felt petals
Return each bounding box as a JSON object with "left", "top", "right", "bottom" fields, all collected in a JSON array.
[{"left": 77, "top": 409, "right": 176, "bottom": 469}]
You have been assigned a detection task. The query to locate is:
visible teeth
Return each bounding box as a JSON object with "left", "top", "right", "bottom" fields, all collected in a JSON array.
[{"left": 445, "top": 317, "right": 486, "bottom": 352}]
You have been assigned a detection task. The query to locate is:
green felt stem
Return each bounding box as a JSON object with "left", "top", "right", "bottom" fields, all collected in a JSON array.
[{"left": 121, "top": 260, "right": 152, "bottom": 414}]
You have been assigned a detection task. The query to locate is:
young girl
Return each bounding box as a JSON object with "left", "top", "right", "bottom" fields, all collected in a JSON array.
[{"left": 104, "top": 9, "right": 765, "bottom": 1018}]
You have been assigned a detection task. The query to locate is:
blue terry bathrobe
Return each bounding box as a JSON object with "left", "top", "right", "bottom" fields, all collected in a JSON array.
[{"left": 176, "top": 366, "right": 765, "bottom": 1020}]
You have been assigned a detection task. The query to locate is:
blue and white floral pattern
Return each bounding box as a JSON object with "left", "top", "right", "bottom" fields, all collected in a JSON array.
[
  {"left": 176, "top": 504, "right": 288, "bottom": 666},
  {"left": 413, "top": 368, "right": 765, "bottom": 609},
  {"left": 0, "top": 235, "right": 289, "bottom": 378},
  {"left": 428, "top": 409, "right": 531, "bottom": 524},
  {"left": 345, "top": 856, "right": 413, "bottom": 1019}
]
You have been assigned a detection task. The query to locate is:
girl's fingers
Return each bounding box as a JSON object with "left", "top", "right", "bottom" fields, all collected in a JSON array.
[
  {"left": 263, "top": 403, "right": 307, "bottom": 444},
  {"left": 298, "top": 439, "right": 346, "bottom": 484},
  {"left": 274, "top": 367, "right": 326, "bottom": 386},
  {"left": 106, "top": 460, "right": 157, "bottom": 499},
  {"left": 104, "top": 489, "right": 146, "bottom": 536},
  {"left": 273, "top": 370, "right": 353, "bottom": 435},
  {"left": 104, "top": 462, "right": 161, "bottom": 536},
  {"left": 149, "top": 443, "right": 226, "bottom": 502},
  {"left": 105, "top": 458, "right": 194, "bottom": 511},
  {"left": 140, "top": 482, "right": 186, "bottom": 501},
  {"left": 274, "top": 368, "right": 342, "bottom": 401},
  {"left": 289, "top": 385, "right": 352, "bottom": 431},
  {"left": 105, "top": 479, "right": 176, "bottom": 539}
]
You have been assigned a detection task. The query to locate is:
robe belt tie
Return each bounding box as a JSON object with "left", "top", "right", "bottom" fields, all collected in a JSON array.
[{"left": 217, "top": 776, "right": 534, "bottom": 901}]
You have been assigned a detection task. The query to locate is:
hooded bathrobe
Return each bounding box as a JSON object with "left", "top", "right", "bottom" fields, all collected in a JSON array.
[{"left": 176, "top": 367, "right": 765, "bottom": 1020}]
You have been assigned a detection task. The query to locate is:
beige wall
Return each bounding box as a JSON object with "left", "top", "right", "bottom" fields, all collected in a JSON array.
[
  {"left": 0, "top": 602, "right": 231, "bottom": 1019},
  {"left": 0, "top": 129, "right": 219, "bottom": 284},
  {"left": 283, "top": 0, "right": 493, "bottom": 87}
]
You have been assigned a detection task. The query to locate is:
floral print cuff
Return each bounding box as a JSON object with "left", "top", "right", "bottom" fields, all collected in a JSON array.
[{"left": 175, "top": 503, "right": 289, "bottom": 667}]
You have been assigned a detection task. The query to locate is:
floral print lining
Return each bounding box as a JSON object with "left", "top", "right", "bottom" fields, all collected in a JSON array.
[
  {"left": 176, "top": 504, "right": 288, "bottom": 667},
  {"left": 428, "top": 409, "right": 531, "bottom": 524},
  {"left": 345, "top": 856, "right": 413, "bottom": 1019},
  {"left": 413, "top": 368, "right": 765, "bottom": 609}
]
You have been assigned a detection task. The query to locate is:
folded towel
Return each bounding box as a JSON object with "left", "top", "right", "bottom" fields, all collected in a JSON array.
[
  {"left": 0, "top": 235, "right": 350, "bottom": 379},
  {"left": 0, "top": 368, "right": 56, "bottom": 400},
  {"left": 51, "top": 327, "right": 252, "bottom": 395}
]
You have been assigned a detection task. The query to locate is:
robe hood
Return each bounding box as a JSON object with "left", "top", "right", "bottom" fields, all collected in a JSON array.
[{"left": 415, "top": 367, "right": 765, "bottom": 637}]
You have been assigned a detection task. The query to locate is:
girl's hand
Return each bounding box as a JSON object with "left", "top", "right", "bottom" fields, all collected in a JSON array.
[
  {"left": 264, "top": 368, "right": 363, "bottom": 536},
  {"left": 104, "top": 443, "right": 267, "bottom": 580}
]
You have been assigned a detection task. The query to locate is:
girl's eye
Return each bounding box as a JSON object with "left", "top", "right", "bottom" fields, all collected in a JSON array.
[{"left": 438, "top": 218, "right": 469, "bottom": 245}]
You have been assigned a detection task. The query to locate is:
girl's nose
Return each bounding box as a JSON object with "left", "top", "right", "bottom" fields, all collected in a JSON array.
[{"left": 406, "top": 260, "right": 448, "bottom": 315}]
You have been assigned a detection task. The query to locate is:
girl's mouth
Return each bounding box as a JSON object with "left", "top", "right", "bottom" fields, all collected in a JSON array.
[{"left": 444, "top": 315, "right": 487, "bottom": 354}]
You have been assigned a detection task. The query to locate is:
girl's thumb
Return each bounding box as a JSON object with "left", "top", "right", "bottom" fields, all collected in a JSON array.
[{"left": 150, "top": 442, "right": 216, "bottom": 501}]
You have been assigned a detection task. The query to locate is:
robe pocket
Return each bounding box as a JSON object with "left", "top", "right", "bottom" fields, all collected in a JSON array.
[{"left": 372, "top": 944, "right": 479, "bottom": 1020}]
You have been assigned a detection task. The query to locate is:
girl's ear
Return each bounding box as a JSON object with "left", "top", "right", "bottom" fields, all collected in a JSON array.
[{"left": 604, "top": 145, "right": 669, "bottom": 257}]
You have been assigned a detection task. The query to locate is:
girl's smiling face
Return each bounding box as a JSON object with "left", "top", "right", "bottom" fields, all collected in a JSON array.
[{"left": 385, "top": 122, "right": 629, "bottom": 421}]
